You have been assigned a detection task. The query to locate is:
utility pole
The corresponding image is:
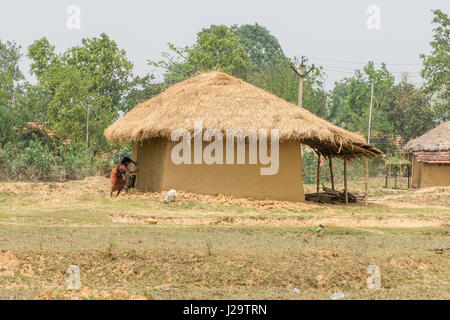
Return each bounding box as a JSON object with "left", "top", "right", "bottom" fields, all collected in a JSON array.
[
  {"left": 365, "top": 83, "right": 374, "bottom": 207},
  {"left": 367, "top": 83, "right": 374, "bottom": 144},
  {"left": 292, "top": 57, "right": 316, "bottom": 193},
  {"left": 86, "top": 103, "right": 90, "bottom": 149},
  {"left": 291, "top": 56, "right": 315, "bottom": 108}
]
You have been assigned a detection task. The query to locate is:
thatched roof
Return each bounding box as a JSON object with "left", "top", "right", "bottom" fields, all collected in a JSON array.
[
  {"left": 405, "top": 121, "right": 450, "bottom": 152},
  {"left": 105, "top": 72, "right": 382, "bottom": 158}
]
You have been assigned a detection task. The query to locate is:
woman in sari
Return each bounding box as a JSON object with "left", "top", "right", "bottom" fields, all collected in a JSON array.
[{"left": 110, "top": 157, "right": 138, "bottom": 197}]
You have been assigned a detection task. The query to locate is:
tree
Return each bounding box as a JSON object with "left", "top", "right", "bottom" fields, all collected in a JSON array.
[
  {"left": 14, "top": 82, "right": 51, "bottom": 124},
  {"left": 191, "top": 25, "right": 251, "bottom": 78},
  {"left": 121, "top": 74, "right": 166, "bottom": 113},
  {"left": 421, "top": 10, "right": 449, "bottom": 122},
  {"left": 328, "top": 62, "right": 395, "bottom": 137},
  {"left": 0, "top": 39, "right": 24, "bottom": 106},
  {"left": 150, "top": 25, "right": 251, "bottom": 84},
  {"left": 0, "top": 39, "right": 25, "bottom": 146},
  {"left": 27, "top": 34, "right": 134, "bottom": 151},
  {"left": 43, "top": 63, "right": 93, "bottom": 142},
  {"left": 383, "top": 79, "right": 435, "bottom": 143},
  {"left": 231, "top": 23, "right": 287, "bottom": 72}
]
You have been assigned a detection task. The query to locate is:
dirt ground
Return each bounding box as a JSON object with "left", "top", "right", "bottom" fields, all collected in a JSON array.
[{"left": 0, "top": 177, "right": 449, "bottom": 300}]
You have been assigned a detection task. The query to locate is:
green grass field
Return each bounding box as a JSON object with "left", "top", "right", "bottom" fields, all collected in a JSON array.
[{"left": 0, "top": 177, "right": 448, "bottom": 300}]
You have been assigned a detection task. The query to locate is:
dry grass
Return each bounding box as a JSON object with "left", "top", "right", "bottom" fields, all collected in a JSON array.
[{"left": 0, "top": 177, "right": 449, "bottom": 300}]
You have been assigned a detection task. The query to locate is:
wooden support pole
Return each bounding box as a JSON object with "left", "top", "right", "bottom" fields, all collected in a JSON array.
[
  {"left": 387, "top": 163, "right": 391, "bottom": 189},
  {"left": 329, "top": 157, "right": 335, "bottom": 190},
  {"left": 316, "top": 154, "right": 321, "bottom": 195},
  {"left": 407, "top": 154, "right": 411, "bottom": 189},
  {"left": 365, "top": 158, "right": 369, "bottom": 207},
  {"left": 344, "top": 157, "right": 348, "bottom": 205}
]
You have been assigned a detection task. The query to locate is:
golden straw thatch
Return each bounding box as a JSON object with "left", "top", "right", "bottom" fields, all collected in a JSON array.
[
  {"left": 405, "top": 121, "right": 450, "bottom": 152},
  {"left": 105, "top": 71, "right": 382, "bottom": 158}
]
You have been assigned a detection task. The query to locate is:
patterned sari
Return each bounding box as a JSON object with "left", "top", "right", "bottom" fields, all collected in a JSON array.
[{"left": 110, "top": 163, "right": 127, "bottom": 193}]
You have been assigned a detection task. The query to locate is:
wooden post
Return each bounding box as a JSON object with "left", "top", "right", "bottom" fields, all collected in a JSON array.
[
  {"left": 316, "top": 154, "right": 321, "bottom": 194},
  {"left": 291, "top": 57, "right": 314, "bottom": 191},
  {"left": 387, "top": 163, "right": 391, "bottom": 189},
  {"left": 329, "top": 157, "right": 335, "bottom": 190},
  {"left": 394, "top": 172, "right": 397, "bottom": 189},
  {"left": 86, "top": 104, "right": 90, "bottom": 148},
  {"left": 344, "top": 157, "right": 348, "bottom": 205},
  {"left": 365, "top": 158, "right": 369, "bottom": 207},
  {"left": 407, "top": 154, "right": 411, "bottom": 189},
  {"left": 298, "top": 63, "right": 304, "bottom": 108}
]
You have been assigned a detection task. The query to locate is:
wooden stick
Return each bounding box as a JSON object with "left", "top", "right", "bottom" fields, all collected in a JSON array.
[
  {"left": 365, "top": 158, "right": 369, "bottom": 207},
  {"left": 344, "top": 157, "right": 348, "bottom": 205},
  {"left": 316, "top": 154, "right": 321, "bottom": 195},
  {"left": 329, "top": 157, "right": 335, "bottom": 190}
]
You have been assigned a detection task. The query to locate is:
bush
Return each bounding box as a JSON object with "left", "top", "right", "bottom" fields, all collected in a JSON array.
[
  {"left": 0, "top": 139, "right": 110, "bottom": 181},
  {"left": 112, "top": 147, "right": 132, "bottom": 165},
  {"left": 95, "top": 157, "right": 113, "bottom": 177},
  {"left": 302, "top": 151, "right": 318, "bottom": 184},
  {"left": 55, "top": 142, "right": 97, "bottom": 180},
  {"left": 302, "top": 151, "right": 331, "bottom": 185},
  {"left": 302, "top": 150, "right": 384, "bottom": 188},
  {"left": 21, "top": 140, "right": 54, "bottom": 179}
]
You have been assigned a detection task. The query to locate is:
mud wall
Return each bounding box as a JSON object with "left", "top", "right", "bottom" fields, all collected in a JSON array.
[
  {"left": 411, "top": 155, "right": 450, "bottom": 188},
  {"left": 133, "top": 138, "right": 168, "bottom": 192},
  {"left": 134, "top": 138, "right": 305, "bottom": 201},
  {"left": 421, "top": 163, "right": 450, "bottom": 187}
]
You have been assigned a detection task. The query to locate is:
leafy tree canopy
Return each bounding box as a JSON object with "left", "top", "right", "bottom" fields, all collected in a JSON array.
[
  {"left": 421, "top": 9, "right": 449, "bottom": 122},
  {"left": 231, "top": 23, "right": 287, "bottom": 71},
  {"left": 27, "top": 34, "right": 134, "bottom": 151},
  {"left": 150, "top": 25, "right": 251, "bottom": 84}
]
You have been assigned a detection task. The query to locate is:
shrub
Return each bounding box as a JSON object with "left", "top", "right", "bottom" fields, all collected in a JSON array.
[
  {"left": 20, "top": 140, "right": 54, "bottom": 180},
  {"left": 112, "top": 147, "right": 132, "bottom": 165},
  {"left": 95, "top": 157, "right": 113, "bottom": 177}
]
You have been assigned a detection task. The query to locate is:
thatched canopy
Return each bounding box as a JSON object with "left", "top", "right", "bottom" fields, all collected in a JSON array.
[
  {"left": 405, "top": 121, "right": 450, "bottom": 152},
  {"left": 105, "top": 72, "right": 382, "bottom": 158}
]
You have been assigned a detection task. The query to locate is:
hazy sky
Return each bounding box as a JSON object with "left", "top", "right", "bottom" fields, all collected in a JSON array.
[{"left": 1, "top": 0, "right": 449, "bottom": 89}]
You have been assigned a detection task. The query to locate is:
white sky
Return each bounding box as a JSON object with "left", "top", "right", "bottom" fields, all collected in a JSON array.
[{"left": 1, "top": 0, "right": 449, "bottom": 90}]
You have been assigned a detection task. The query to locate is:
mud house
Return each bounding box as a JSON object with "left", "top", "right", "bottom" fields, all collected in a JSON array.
[
  {"left": 105, "top": 72, "right": 381, "bottom": 201},
  {"left": 405, "top": 121, "right": 450, "bottom": 188}
]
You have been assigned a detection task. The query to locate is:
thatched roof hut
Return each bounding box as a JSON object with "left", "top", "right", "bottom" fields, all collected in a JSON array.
[
  {"left": 405, "top": 121, "right": 450, "bottom": 153},
  {"left": 105, "top": 72, "right": 381, "bottom": 158},
  {"left": 105, "top": 71, "right": 382, "bottom": 201},
  {"left": 404, "top": 121, "right": 450, "bottom": 188}
]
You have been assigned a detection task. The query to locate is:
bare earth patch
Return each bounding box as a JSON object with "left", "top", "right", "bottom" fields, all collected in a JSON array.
[
  {"left": 34, "top": 287, "right": 147, "bottom": 300},
  {"left": 375, "top": 186, "right": 450, "bottom": 208},
  {"left": 0, "top": 251, "right": 19, "bottom": 276}
]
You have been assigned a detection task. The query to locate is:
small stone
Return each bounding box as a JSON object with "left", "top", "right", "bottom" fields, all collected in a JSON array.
[{"left": 330, "top": 291, "right": 345, "bottom": 300}]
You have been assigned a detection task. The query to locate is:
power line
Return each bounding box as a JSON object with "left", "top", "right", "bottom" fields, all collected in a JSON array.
[
  {"left": 320, "top": 64, "right": 421, "bottom": 73},
  {"left": 322, "top": 68, "right": 355, "bottom": 74},
  {"left": 321, "top": 66, "right": 421, "bottom": 76},
  {"left": 306, "top": 56, "right": 422, "bottom": 66}
]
